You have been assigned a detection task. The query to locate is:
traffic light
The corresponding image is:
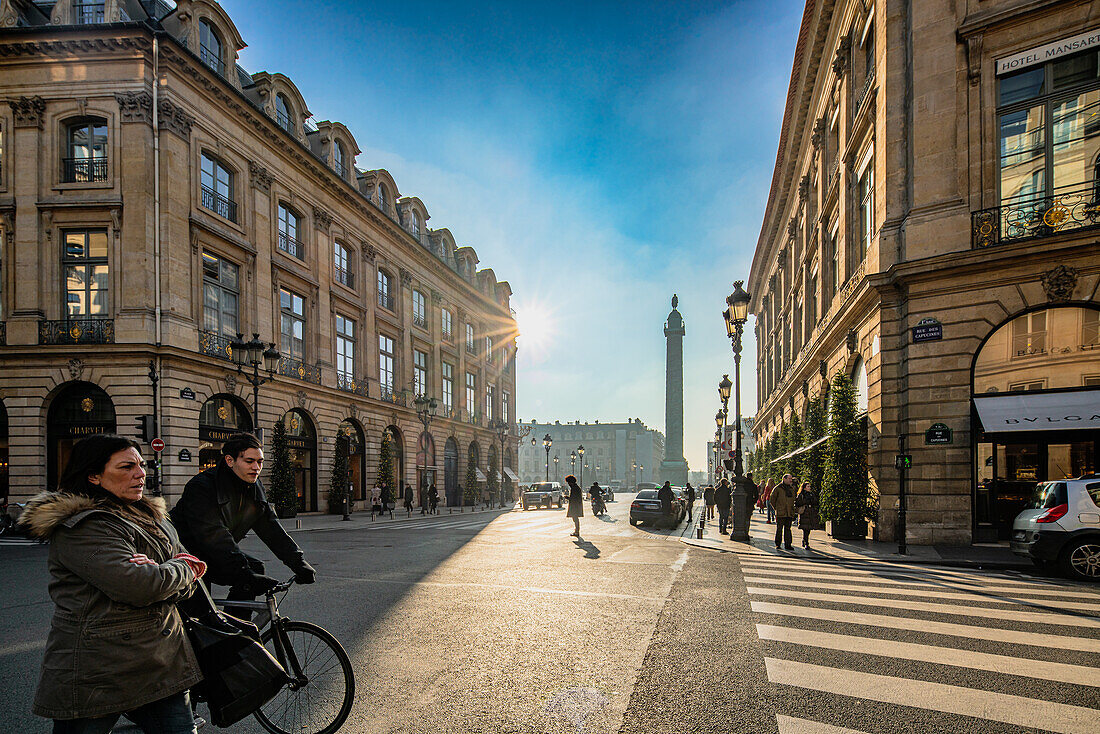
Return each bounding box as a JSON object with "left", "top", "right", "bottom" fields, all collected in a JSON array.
[
  {"left": 136, "top": 414, "right": 155, "bottom": 443},
  {"left": 894, "top": 454, "right": 912, "bottom": 470}
]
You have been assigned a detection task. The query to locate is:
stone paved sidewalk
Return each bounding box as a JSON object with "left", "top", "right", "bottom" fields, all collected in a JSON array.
[{"left": 282, "top": 502, "right": 518, "bottom": 533}]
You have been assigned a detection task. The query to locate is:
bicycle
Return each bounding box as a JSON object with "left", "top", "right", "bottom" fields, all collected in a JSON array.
[{"left": 212, "top": 580, "right": 355, "bottom": 734}]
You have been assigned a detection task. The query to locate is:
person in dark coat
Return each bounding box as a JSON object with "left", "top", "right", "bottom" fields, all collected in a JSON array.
[
  {"left": 684, "top": 483, "right": 696, "bottom": 522},
  {"left": 704, "top": 484, "right": 715, "bottom": 520},
  {"left": 771, "top": 474, "right": 797, "bottom": 550},
  {"left": 565, "top": 474, "right": 584, "bottom": 536},
  {"left": 795, "top": 481, "right": 822, "bottom": 549},
  {"left": 403, "top": 484, "right": 414, "bottom": 516},
  {"left": 714, "top": 478, "right": 732, "bottom": 534},
  {"left": 171, "top": 432, "right": 314, "bottom": 621},
  {"left": 657, "top": 481, "right": 674, "bottom": 522},
  {"left": 380, "top": 484, "right": 393, "bottom": 518},
  {"left": 428, "top": 484, "right": 439, "bottom": 514}
]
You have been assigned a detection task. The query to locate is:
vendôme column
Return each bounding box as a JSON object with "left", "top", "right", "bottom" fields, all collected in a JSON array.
[{"left": 660, "top": 295, "right": 689, "bottom": 486}]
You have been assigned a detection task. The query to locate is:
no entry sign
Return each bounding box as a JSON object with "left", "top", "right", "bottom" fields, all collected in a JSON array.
[{"left": 151, "top": 438, "right": 165, "bottom": 452}]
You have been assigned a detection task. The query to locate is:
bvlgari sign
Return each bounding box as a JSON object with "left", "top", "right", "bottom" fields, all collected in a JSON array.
[
  {"left": 996, "top": 28, "right": 1100, "bottom": 75},
  {"left": 973, "top": 390, "right": 1100, "bottom": 432}
]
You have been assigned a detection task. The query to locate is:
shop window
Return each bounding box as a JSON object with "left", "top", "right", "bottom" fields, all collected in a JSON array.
[
  {"left": 200, "top": 153, "right": 236, "bottom": 222},
  {"left": 63, "top": 230, "right": 108, "bottom": 318}
]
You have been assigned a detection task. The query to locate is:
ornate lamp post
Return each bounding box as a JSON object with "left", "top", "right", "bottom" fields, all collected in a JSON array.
[
  {"left": 577, "top": 444, "right": 585, "bottom": 488},
  {"left": 714, "top": 410, "right": 724, "bottom": 484},
  {"left": 543, "top": 433, "right": 553, "bottom": 481},
  {"left": 230, "top": 332, "right": 281, "bottom": 437},
  {"left": 489, "top": 418, "right": 512, "bottom": 503},
  {"left": 553, "top": 454, "right": 560, "bottom": 479},
  {"left": 569, "top": 450, "right": 577, "bottom": 476},
  {"left": 722, "top": 280, "right": 752, "bottom": 541}
]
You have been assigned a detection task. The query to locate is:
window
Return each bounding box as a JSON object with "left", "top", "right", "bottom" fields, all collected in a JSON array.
[
  {"left": 277, "top": 204, "right": 302, "bottom": 258},
  {"left": 200, "top": 153, "right": 236, "bottom": 222},
  {"left": 379, "top": 334, "right": 395, "bottom": 396},
  {"left": 332, "top": 141, "right": 346, "bottom": 178},
  {"left": 1083, "top": 309, "right": 1099, "bottom": 346},
  {"left": 857, "top": 162, "right": 873, "bottom": 261},
  {"left": 998, "top": 51, "right": 1100, "bottom": 208},
  {"left": 808, "top": 270, "right": 819, "bottom": 325},
  {"left": 485, "top": 335, "right": 493, "bottom": 363},
  {"left": 334, "top": 242, "right": 352, "bottom": 287},
  {"left": 828, "top": 221, "right": 840, "bottom": 295},
  {"left": 199, "top": 19, "right": 225, "bottom": 76},
  {"left": 466, "top": 323, "right": 476, "bottom": 354},
  {"left": 63, "top": 230, "right": 108, "bottom": 317},
  {"left": 64, "top": 119, "right": 107, "bottom": 182},
  {"left": 335, "top": 315, "right": 355, "bottom": 381},
  {"left": 413, "top": 349, "right": 428, "bottom": 397},
  {"left": 1009, "top": 380, "right": 1046, "bottom": 391},
  {"left": 275, "top": 94, "right": 293, "bottom": 133},
  {"left": 376, "top": 183, "right": 387, "bottom": 213},
  {"left": 377, "top": 270, "right": 393, "bottom": 310},
  {"left": 1011, "top": 311, "right": 1047, "bottom": 358},
  {"left": 202, "top": 251, "right": 238, "bottom": 338},
  {"left": 413, "top": 291, "right": 426, "bottom": 327},
  {"left": 466, "top": 372, "right": 476, "bottom": 414},
  {"left": 279, "top": 288, "right": 304, "bottom": 360},
  {"left": 411, "top": 212, "right": 421, "bottom": 239},
  {"left": 73, "top": 2, "right": 105, "bottom": 25},
  {"left": 486, "top": 384, "right": 495, "bottom": 421},
  {"left": 441, "top": 308, "right": 453, "bottom": 339},
  {"left": 502, "top": 391, "right": 510, "bottom": 423},
  {"left": 442, "top": 362, "right": 454, "bottom": 411}
]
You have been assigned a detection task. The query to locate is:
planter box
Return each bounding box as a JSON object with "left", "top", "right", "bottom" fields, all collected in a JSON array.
[
  {"left": 829, "top": 518, "right": 867, "bottom": 540},
  {"left": 275, "top": 506, "right": 298, "bottom": 520}
]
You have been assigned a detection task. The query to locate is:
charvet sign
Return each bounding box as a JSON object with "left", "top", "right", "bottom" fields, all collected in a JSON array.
[{"left": 996, "top": 28, "right": 1100, "bottom": 75}]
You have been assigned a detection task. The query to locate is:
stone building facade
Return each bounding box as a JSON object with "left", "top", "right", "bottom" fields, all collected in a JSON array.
[
  {"left": 517, "top": 419, "right": 665, "bottom": 488},
  {"left": 749, "top": 0, "right": 1100, "bottom": 545},
  {"left": 0, "top": 0, "right": 519, "bottom": 511}
]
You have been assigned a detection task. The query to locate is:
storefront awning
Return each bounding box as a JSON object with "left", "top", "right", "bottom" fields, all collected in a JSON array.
[
  {"left": 475, "top": 468, "right": 487, "bottom": 481},
  {"left": 503, "top": 467, "right": 520, "bottom": 482},
  {"left": 973, "top": 389, "right": 1100, "bottom": 433}
]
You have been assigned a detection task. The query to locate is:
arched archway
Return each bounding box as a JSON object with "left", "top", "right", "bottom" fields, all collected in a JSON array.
[
  {"left": 850, "top": 355, "right": 868, "bottom": 414},
  {"left": 384, "top": 425, "right": 405, "bottom": 493},
  {"left": 281, "top": 409, "right": 317, "bottom": 512},
  {"left": 971, "top": 304, "right": 1100, "bottom": 539},
  {"left": 47, "top": 382, "right": 117, "bottom": 491},
  {"left": 444, "top": 437, "right": 459, "bottom": 506},
  {"left": 198, "top": 393, "right": 252, "bottom": 471},
  {"left": 338, "top": 419, "right": 366, "bottom": 502}
]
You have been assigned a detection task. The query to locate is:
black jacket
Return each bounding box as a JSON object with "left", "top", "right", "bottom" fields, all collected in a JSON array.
[
  {"left": 170, "top": 464, "right": 305, "bottom": 587},
  {"left": 714, "top": 483, "right": 732, "bottom": 511},
  {"left": 657, "top": 484, "right": 674, "bottom": 515}
]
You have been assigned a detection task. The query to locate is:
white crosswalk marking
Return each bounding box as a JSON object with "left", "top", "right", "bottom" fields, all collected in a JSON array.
[{"left": 746, "top": 554, "right": 1100, "bottom": 732}]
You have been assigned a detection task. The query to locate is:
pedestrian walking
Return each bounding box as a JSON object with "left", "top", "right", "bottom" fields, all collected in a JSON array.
[
  {"left": 795, "top": 481, "right": 822, "bottom": 549},
  {"left": 771, "top": 474, "right": 797, "bottom": 550},
  {"left": 761, "top": 478, "right": 775, "bottom": 523},
  {"left": 370, "top": 484, "right": 382, "bottom": 518},
  {"left": 21, "top": 434, "right": 205, "bottom": 734},
  {"left": 403, "top": 484, "right": 414, "bottom": 516},
  {"left": 565, "top": 474, "right": 584, "bottom": 536},
  {"left": 428, "top": 484, "right": 439, "bottom": 514},
  {"left": 714, "top": 478, "right": 732, "bottom": 534},
  {"left": 380, "top": 484, "right": 394, "bottom": 518},
  {"left": 704, "top": 484, "right": 715, "bottom": 520},
  {"left": 684, "top": 483, "right": 696, "bottom": 522},
  {"left": 657, "top": 481, "right": 674, "bottom": 527}
]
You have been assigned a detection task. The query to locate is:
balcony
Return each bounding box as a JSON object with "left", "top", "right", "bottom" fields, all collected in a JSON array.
[
  {"left": 379, "top": 387, "right": 406, "bottom": 407},
  {"left": 40, "top": 318, "right": 114, "bottom": 345},
  {"left": 466, "top": 411, "right": 482, "bottom": 426},
  {"left": 413, "top": 313, "right": 427, "bottom": 328},
  {"left": 278, "top": 356, "right": 321, "bottom": 384},
  {"left": 278, "top": 231, "right": 303, "bottom": 259},
  {"left": 73, "top": 2, "right": 104, "bottom": 24},
  {"left": 200, "top": 44, "right": 225, "bottom": 77},
  {"left": 63, "top": 157, "right": 108, "bottom": 183},
  {"left": 198, "top": 330, "right": 234, "bottom": 362},
  {"left": 335, "top": 373, "right": 368, "bottom": 397},
  {"left": 442, "top": 405, "right": 457, "bottom": 420},
  {"left": 465, "top": 343, "right": 477, "bottom": 356},
  {"left": 855, "top": 70, "right": 876, "bottom": 117},
  {"left": 972, "top": 184, "right": 1100, "bottom": 248},
  {"left": 378, "top": 291, "right": 395, "bottom": 311},
  {"left": 335, "top": 267, "right": 353, "bottom": 288},
  {"left": 201, "top": 185, "right": 238, "bottom": 223}
]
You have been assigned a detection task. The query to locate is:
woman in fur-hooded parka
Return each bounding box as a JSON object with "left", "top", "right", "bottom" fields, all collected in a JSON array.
[{"left": 20, "top": 450, "right": 202, "bottom": 722}]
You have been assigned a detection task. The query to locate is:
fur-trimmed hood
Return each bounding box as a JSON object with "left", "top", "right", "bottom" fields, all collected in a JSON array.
[{"left": 19, "top": 491, "right": 168, "bottom": 540}]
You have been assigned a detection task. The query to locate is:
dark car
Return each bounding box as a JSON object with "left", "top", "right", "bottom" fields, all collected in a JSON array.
[{"left": 630, "top": 490, "right": 681, "bottom": 528}]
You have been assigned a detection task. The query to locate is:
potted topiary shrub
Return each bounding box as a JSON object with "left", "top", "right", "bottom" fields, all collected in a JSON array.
[
  {"left": 820, "top": 372, "right": 874, "bottom": 539},
  {"left": 464, "top": 457, "right": 478, "bottom": 508},
  {"left": 268, "top": 420, "right": 298, "bottom": 519},
  {"left": 327, "top": 434, "right": 350, "bottom": 515}
]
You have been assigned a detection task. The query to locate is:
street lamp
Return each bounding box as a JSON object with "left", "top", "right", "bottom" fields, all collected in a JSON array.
[
  {"left": 577, "top": 444, "right": 585, "bottom": 488},
  {"left": 230, "top": 332, "right": 281, "bottom": 437},
  {"left": 722, "top": 280, "right": 752, "bottom": 541},
  {"left": 414, "top": 395, "right": 439, "bottom": 513},
  {"left": 490, "top": 418, "right": 512, "bottom": 504},
  {"left": 543, "top": 433, "right": 552, "bottom": 481},
  {"left": 553, "top": 454, "right": 560, "bottom": 479},
  {"left": 714, "top": 410, "right": 724, "bottom": 484},
  {"left": 569, "top": 450, "right": 577, "bottom": 475}
]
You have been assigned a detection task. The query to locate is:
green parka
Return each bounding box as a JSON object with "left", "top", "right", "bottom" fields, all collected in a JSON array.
[{"left": 20, "top": 491, "right": 202, "bottom": 720}]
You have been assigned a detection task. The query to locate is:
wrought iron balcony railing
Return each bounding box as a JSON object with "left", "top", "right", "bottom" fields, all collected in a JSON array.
[
  {"left": 73, "top": 2, "right": 105, "bottom": 24},
  {"left": 201, "top": 185, "right": 238, "bottom": 223},
  {"left": 855, "top": 70, "right": 876, "bottom": 115},
  {"left": 278, "top": 231, "right": 303, "bottom": 259},
  {"left": 278, "top": 356, "right": 321, "bottom": 384},
  {"left": 378, "top": 291, "right": 395, "bottom": 311},
  {"left": 333, "top": 159, "right": 346, "bottom": 178},
  {"left": 198, "top": 330, "right": 234, "bottom": 362},
  {"left": 972, "top": 184, "right": 1100, "bottom": 248},
  {"left": 466, "top": 412, "right": 482, "bottom": 426},
  {"left": 413, "top": 314, "right": 427, "bottom": 328},
  {"left": 200, "top": 45, "right": 225, "bottom": 77},
  {"left": 335, "top": 267, "right": 353, "bottom": 288},
  {"left": 63, "top": 157, "right": 108, "bottom": 183},
  {"left": 335, "top": 373, "right": 368, "bottom": 397},
  {"left": 442, "top": 405, "right": 457, "bottom": 420},
  {"left": 379, "top": 387, "right": 406, "bottom": 407},
  {"left": 40, "top": 318, "right": 114, "bottom": 345}
]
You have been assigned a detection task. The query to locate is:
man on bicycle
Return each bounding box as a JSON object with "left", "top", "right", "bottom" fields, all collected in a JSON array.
[{"left": 171, "top": 432, "right": 316, "bottom": 617}]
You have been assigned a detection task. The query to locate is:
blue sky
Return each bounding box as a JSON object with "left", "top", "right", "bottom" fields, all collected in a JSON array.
[{"left": 220, "top": 0, "right": 804, "bottom": 470}]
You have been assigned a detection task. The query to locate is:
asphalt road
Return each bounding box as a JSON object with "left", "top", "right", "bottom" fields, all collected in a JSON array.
[{"left": 2, "top": 495, "right": 1098, "bottom": 733}]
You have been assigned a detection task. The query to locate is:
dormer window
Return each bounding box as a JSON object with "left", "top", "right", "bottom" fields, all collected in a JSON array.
[
  {"left": 74, "top": 2, "right": 105, "bottom": 24},
  {"left": 199, "top": 19, "right": 225, "bottom": 76},
  {"left": 275, "top": 94, "right": 293, "bottom": 133},
  {"left": 376, "top": 183, "right": 387, "bottom": 213},
  {"left": 332, "top": 141, "right": 346, "bottom": 178},
  {"left": 411, "top": 212, "right": 421, "bottom": 239}
]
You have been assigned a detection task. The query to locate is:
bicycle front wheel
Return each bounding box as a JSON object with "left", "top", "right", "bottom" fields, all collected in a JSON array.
[{"left": 255, "top": 620, "right": 355, "bottom": 734}]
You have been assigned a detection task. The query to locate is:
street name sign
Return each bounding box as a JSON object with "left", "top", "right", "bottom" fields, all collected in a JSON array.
[
  {"left": 912, "top": 318, "right": 943, "bottom": 343},
  {"left": 925, "top": 423, "right": 952, "bottom": 445}
]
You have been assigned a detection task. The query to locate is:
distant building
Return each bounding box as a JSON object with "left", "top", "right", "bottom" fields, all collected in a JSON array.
[
  {"left": 688, "top": 471, "right": 708, "bottom": 486},
  {"left": 517, "top": 419, "right": 665, "bottom": 487}
]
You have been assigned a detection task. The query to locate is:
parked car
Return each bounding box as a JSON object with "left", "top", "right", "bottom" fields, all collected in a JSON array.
[
  {"left": 522, "top": 481, "right": 563, "bottom": 510},
  {"left": 1010, "top": 475, "right": 1100, "bottom": 581},
  {"left": 629, "top": 489, "right": 682, "bottom": 528}
]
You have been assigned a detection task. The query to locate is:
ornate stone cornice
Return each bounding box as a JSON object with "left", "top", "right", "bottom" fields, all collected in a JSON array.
[
  {"left": 312, "top": 206, "right": 333, "bottom": 232},
  {"left": 248, "top": 162, "right": 274, "bottom": 192},
  {"left": 11, "top": 95, "right": 44, "bottom": 128},
  {"left": 0, "top": 36, "right": 150, "bottom": 58},
  {"left": 811, "top": 118, "right": 825, "bottom": 149},
  {"left": 831, "top": 37, "right": 851, "bottom": 76},
  {"left": 1041, "top": 265, "right": 1078, "bottom": 303},
  {"left": 361, "top": 242, "right": 376, "bottom": 262},
  {"left": 399, "top": 268, "right": 412, "bottom": 287},
  {"left": 158, "top": 98, "right": 194, "bottom": 139},
  {"left": 115, "top": 91, "right": 152, "bottom": 123}
]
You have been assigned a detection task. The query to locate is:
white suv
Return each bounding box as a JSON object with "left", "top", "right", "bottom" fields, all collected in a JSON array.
[{"left": 1011, "top": 475, "right": 1100, "bottom": 581}]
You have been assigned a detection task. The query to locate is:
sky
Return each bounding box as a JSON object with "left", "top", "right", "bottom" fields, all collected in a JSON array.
[{"left": 219, "top": 0, "right": 804, "bottom": 470}]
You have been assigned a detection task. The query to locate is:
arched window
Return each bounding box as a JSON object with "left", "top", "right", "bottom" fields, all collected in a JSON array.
[
  {"left": 377, "top": 270, "right": 393, "bottom": 311},
  {"left": 850, "top": 356, "right": 868, "bottom": 413},
  {"left": 277, "top": 203, "right": 302, "bottom": 258},
  {"left": 332, "top": 141, "right": 346, "bottom": 178},
  {"left": 334, "top": 241, "right": 352, "bottom": 287},
  {"left": 200, "top": 152, "right": 236, "bottom": 222},
  {"left": 63, "top": 118, "right": 108, "bottom": 182},
  {"left": 376, "top": 183, "right": 387, "bottom": 213},
  {"left": 198, "top": 19, "right": 224, "bottom": 76},
  {"left": 275, "top": 93, "right": 293, "bottom": 133}
]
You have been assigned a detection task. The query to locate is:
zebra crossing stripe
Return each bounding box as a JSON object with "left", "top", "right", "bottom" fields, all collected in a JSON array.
[
  {"left": 765, "top": 657, "right": 1099, "bottom": 734},
  {"left": 742, "top": 577, "right": 1100, "bottom": 612},
  {"left": 739, "top": 571, "right": 1100, "bottom": 600},
  {"left": 747, "top": 587, "right": 1100, "bottom": 627},
  {"left": 736, "top": 559, "right": 1063, "bottom": 588},
  {"left": 756, "top": 624, "right": 1100, "bottom": 686},
  {"left": 750, "top": 601, "right": 1100, "bottom": 653},
  {"left": 775, "top": 714, "right": 869, "bottom": 734}
]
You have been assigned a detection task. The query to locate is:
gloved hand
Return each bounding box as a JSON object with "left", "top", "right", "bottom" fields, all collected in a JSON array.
[
  {"left": 292, "top": 560, "right": 316, "bottom": 585},
  {"left": 247, "top": 573, "right": 281, "bottom": 595}
]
